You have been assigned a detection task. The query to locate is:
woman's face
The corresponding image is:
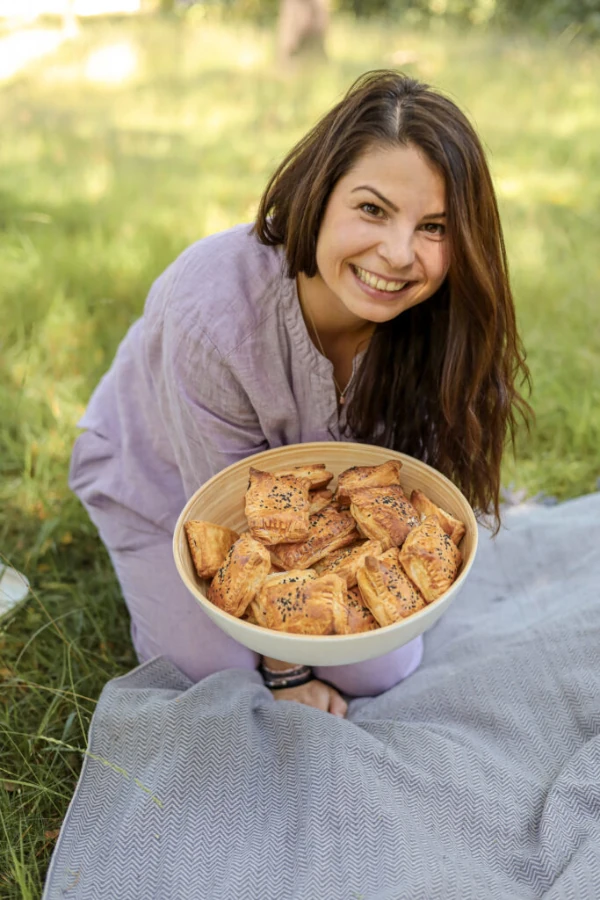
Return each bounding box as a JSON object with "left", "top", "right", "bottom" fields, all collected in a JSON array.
[{"left": 314, "top": 142, "right": 449, "bottom": 328}]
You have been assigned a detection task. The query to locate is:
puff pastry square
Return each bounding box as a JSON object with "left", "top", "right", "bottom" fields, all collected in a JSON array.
[
  {"left": 273, "top": 464, "right": 334, "bottom": 490},
  {"left": 242, "top": 607, "right": 260, "bottom": 625},
  {"left": 207, "top": 533, "right": 272, "bottom": 617},
  {"left": 399, "top": 515, "right": 462, "bottom": 602},
  {"left": 376, "top": 547, "right": 402, "bottom": 565},
  {"left": 349, "top": 485, "right": 420, "bottom": 550},
  {"left": 251, "top": 571, "right": 345, "bottom": 635},
  {"left": 336, "top": 460, "right": 403, "bottom": 507},
  {"left": 314, "top": 539, "right": 383, "bottom": 587},
  {"left": 184, "top": 520, "right": 240, "bottom": 580},
  {"left": 269, "top": 507, "right": 359, "bottom": 570},
  {"left": 410, "top": 489, "right": 466, "bottom": 546},
  {"left": 309, "top": 489, "right": 334, "bottom": 516},
  {"left": 334, "top": 585, "right": 379, "bottom": 634},
  {"left": 250, "top": 569, "right": 317, "bottom": 627},
  {"left": 356, "top": 549, "right": 426, "bottom": 627},
  {"left": 245, "top": 467, "right": 311, "bottom": 545}
]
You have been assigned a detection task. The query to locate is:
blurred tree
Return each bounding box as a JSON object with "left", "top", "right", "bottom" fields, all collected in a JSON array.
[
  {"left": 172, "top": 0, "right": 599, "bottom": 33},
  {"left": 336, "top": 0, "right": 600, "bottom": 34},
  {"left": 276, "top": 0, "right": 329, "bottom": 61},
  {"left": 342, "top": 0, "right": 389, "bottom": 14}
]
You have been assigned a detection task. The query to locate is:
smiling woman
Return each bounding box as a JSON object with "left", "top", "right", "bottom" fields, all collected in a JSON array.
[
  {"left": 257, "top": 71, "right": 533, "bottom": 522},
  {"left": 294, "top": 143, "right": 449, "bottom": 406},
  {"left": 69, "top": 70, "right": 532, "bottom": 712},
  {"left": 307, "top": 145, "right": 449, "bottom": 324}
]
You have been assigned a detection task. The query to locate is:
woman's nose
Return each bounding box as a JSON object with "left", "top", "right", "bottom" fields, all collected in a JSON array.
[{"left": 378, "top": 229, "right": 415, "bottom": 271}]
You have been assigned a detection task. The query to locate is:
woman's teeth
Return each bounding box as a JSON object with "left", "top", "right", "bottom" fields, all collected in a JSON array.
[{"left": 353, "top": 265, "right": 407, "bottom": 292}]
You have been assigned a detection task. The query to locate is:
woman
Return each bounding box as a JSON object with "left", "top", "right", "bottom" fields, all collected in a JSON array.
[{"left": 70, "top": 70, "right": 531, "bottom": 715}]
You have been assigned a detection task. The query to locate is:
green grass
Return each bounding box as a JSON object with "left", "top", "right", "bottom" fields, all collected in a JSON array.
[{"left": 1, "top": 13, "right": 599, "bottom": 896}]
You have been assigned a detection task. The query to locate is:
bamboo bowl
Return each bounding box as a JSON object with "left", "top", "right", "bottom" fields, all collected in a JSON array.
[{"left": 173, "top": 442, "right": 478, "bottom": 666}]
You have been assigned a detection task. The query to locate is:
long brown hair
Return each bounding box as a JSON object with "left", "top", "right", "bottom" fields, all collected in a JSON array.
[{"left": 254, "top": 70, "right": 532, "bottom": 528}]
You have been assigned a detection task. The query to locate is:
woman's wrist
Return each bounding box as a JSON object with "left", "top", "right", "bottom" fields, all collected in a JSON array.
[
  {"left": 261, "top": 656, "right": 301, "bottom": 673},
  {"left": 260, "top": 657, "right": 313, "bottom": 690}
]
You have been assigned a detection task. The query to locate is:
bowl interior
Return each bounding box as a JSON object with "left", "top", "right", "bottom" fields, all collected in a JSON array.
[{"left": 173, "top": 442, "right": 478, "bottom": 660}]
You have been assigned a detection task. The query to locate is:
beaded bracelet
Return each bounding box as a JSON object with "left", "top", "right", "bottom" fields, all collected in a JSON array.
[{"left": 260, "top": 663, "right": 313, "bottom": 690}]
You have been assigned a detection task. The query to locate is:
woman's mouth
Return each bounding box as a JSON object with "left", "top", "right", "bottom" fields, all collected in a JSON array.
[{"left": 351, "top": 264, "right": 412, "bottom": 297}]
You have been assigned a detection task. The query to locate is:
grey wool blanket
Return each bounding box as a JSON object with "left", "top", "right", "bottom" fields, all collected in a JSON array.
[{"left": 44, "top": 492, "right": 600, "bottom": 900}]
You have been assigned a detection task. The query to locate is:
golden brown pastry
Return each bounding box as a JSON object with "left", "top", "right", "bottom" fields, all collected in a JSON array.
[
  {"left": 251, "top": 569, "right": 317, "bottom": 627},
  {"left": 336, "top": 460, "right": 403, "bottom": 507},
  {"left": 376, "top": 547, "right": 402, "bottom": 564},
  {"left": 269, "top": 507, "right": 359, "bottom": 570},
  {"left": 252, "top": 571, "right": 345, "bottom": 635},
  {"left": 410, "top": 489, "right": 466, "bottom": 546},
  {"left": 349, "top": 485, "right": 420, "bottom": 550},
  {"left": 273, "top": 464, "right": 334, "bottom": 490},
  {"left": 251, "top": 569, "right": 318, "bottom": 625},
  {"left": 309, "top": 489, "right": 334, "bottom": 516},
  {"left": 399, "top": 515, "right": 462, "bottom": 602},
  {"left": 207, "top": 534, "right": 271, "bottom": 617},
  {"left": 314, "top": 539, "right": 383, "bottom": 587},
  {"left": 245, "top": 467, "right": 311, "bottom": 545},
  {"left": 334, "top": 586, "right": 379, "bottom": 634},
  {"left": 356, "top": 549, "right": 426, "bottom": 627},
  {"left": 184, "top": 520, "right": 240, "bottom": 580},
  {"left": 242, "top": 607, "right": 260, "bottom": 625}
]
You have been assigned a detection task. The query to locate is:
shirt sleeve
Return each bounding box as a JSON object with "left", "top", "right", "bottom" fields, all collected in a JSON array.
[{"left": 144, "top": 266, "right": 269, "bottom": 500}]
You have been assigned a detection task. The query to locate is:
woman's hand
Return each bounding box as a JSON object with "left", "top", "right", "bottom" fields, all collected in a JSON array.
[{"left": 271, "top": 679, "right": 348, "bottom": 717}]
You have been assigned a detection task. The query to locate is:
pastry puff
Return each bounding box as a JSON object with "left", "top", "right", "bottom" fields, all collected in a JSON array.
[
  {"left": 251, "top": 569, "right": 317, "bottom": 627},
  {"left": 349, "top": 485, "right": 420, "bottom": 550},
  {"left": 184, "top": 520, "right": 240, "bottom": 579},
  {"left": 356, "top": 548, "right": 426, "bottom": 627},
  {"left": 410, "top": 490, "right": 466, "bottom": 546},
  {"left": 334, "top": 586, "right": 379, "bottom": 634},
  {"left": 314, "top": 539, "right": 383, "bottom": 587},
  {"left": 272, "top": 464, "right": 334, "bottom": 490},
  {"left": 336, "top": 460, "right": 403, "bottom": 507},
  {"left": 207, "top": 533, "right": 271, "bottom": 617},
  {"left": 269, "top": 507, "right": 359, "bottom": 570},
  {"left": 245, "top": 468, "right": 311, "bottom": 545},
  {"left": 242, "top": 607, "right": 260, "bottom": 625},
  {"left": 309, "top": 489, "right": 334, "bottom": 516},
  {"left": 251, "top": 570, "right": 345, "bottom": 635},
  {"left": 399, "top": 515, "right": 462, "bottom": 603}
]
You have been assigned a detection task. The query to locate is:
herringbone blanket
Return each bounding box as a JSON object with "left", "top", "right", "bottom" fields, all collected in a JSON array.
[{"left": 43, "top": 493, "right": 600, "bottom": 900}]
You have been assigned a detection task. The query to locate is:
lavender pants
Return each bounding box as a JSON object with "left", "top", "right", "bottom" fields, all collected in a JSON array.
[{"left": 72, "top": 437, "right": 423, "bottom": 697}]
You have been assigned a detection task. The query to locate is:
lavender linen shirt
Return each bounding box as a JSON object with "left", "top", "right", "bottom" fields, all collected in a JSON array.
[
  {"left": 72, "top": 223, "right": 426, "bottom": 689},
  {"left": 75, "top": 224, "right": 364, "bottom": 532}
]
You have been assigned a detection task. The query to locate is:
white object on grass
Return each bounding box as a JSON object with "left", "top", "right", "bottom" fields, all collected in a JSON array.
[{"left": 0, "top": 564, "right": 30, "bottom": 617}]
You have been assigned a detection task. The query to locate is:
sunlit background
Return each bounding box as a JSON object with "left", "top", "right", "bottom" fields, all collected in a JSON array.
[{"left": 1, "top": 1, "right": 599, "bottom": 893}]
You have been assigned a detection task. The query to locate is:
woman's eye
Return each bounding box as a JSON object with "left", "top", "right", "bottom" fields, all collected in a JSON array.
[
  {"left": 359, "top": 203, "right": 384, "bottom": 218},
  {"left": 421, "top": 222, "right": 446, "bottom": 237}
]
